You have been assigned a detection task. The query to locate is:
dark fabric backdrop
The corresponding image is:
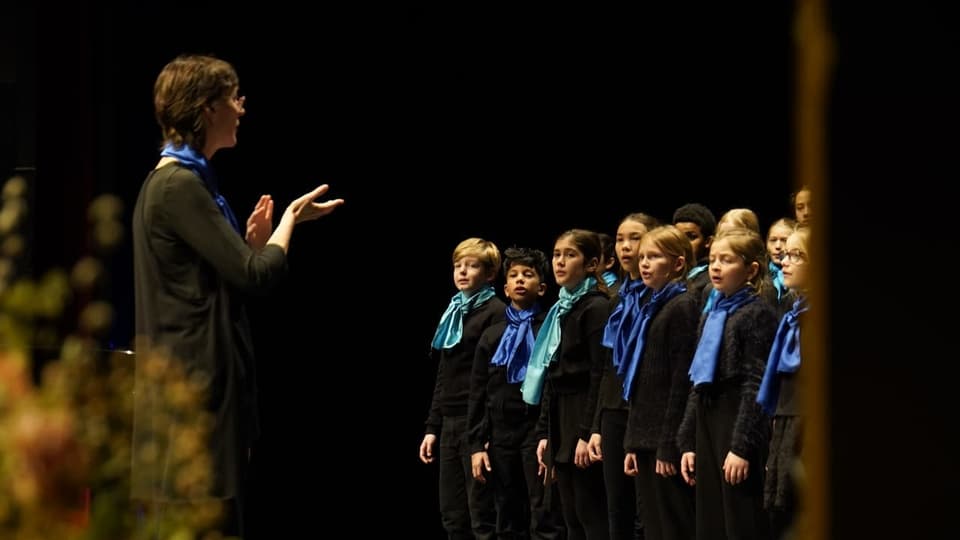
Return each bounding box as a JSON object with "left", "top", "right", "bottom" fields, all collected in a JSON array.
[{"left": 6, "top": 2, "right": 957, "bottom": 538}]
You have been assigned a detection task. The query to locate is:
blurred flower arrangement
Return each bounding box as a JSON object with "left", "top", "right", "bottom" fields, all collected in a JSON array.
[{"left": 0, "top": 175, "right": 221, "bottom": 539}]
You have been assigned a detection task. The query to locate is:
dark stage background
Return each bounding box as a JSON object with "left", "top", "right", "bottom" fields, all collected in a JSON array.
[{"left": 4, "top": 3, "right": 958, "bottom": 538}]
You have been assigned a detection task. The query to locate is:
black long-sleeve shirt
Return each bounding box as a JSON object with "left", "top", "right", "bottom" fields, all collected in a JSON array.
[
  {"left": 466, "top": 310, "right": 547, "bottom": 452},
  {"left": 132, "top": 164, "right": 287, "bottom": 499},
  {"left": 425, "top": 297, "right": 506, "bottom": 434},
  {"left": 592, "top": 292, "right": 626, "bottom": 433},
  {"left": 623, "top": 290, "right": 700, "bottom": 463},
  {"left": 677, "top": 298, "right": 778, "bottom": 458},
  {"left": 535, "top": 290, "right": 609, "bottom": 458}
]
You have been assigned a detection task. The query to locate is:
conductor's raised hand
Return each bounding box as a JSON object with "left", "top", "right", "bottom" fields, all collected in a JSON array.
[
  {"left": 286, "top": 184, "right": 345, "bottom": 224},
  {"left": 246, "top": 195, "right": 274, "bottom": 250}
]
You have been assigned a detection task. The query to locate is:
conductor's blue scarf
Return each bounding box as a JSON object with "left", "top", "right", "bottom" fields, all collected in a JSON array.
[{"left": 160, "top": 142, "right": 242, "bottom": 235}]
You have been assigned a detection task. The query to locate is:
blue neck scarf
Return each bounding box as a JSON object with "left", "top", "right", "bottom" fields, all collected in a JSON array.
[
  {"left": 601, "top": 270, "right": 618, "bottom": 288},
  {"left": 602, "top": 278, "right": 648, "bottom": 373},
  {"left": 757, "top": 295, "right": 809, "bottom": 414},
  {"left": 160, "top": 142, "right": 242, "bottom": 235},
  {"left": 431, "top": 285, "right": 497, "bottom": 350},
  {"left": 490, "top": 304, "right": 542, "bottom": 384},
  {"left": 769, "top": 261, "right": 787, "bottom": 302},
  {"left": 688, "top": 287, "right": 758, "bottom": 386},
  {"left": 687, "top": 263, "right": 708, "bottom": 280},
  {"left": 619, "top": 281, "right": 687, "bottom": 400},
  {"left": 702, "top": 287, "right": 720, "bottom": 313},
  {"left": 521, "top": 276, "right": 597, "bottom": 405}
]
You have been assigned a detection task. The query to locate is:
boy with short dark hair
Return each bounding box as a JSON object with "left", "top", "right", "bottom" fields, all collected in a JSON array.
[
  {"left": 467, "top": 247, "right": 563, "bottom": 539},
  {"left": 672, "top": 202, "right": 717, "bottom": 309}
]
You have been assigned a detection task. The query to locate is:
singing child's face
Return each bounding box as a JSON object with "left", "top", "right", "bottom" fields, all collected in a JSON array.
[
  {"left": 708, "top": 238, "right": 759, "bottom": 297},
  {"left": 674, "top": 221, "right": 709, "bottom": 262},
  {"left": 794, "top": 189, "right": 812, "bottom": 225},
  {"left": 453, "top": 256, "right": 492, "bottom": 294},
  {"left": 766, "top": 223, "right": 793, "bottom": 267},
  {"left": 638, "top": 237, "right": 683, "bottom": 292},
  {"left": 503, "top": 263, "right": 546, "bottom": 311},
  {"left": 615, "top": 219, "right": 649, "bottom": 279},
  {"left": 781, "top": 233, "right": 810, "bottom": 291},
  {"left": 553, "top": 237, "right": 597, "bottom": 290}
]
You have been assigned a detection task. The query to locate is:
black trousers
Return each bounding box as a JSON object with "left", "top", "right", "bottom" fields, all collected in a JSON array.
[
  {"left": 440, "top": 414, "right": 497, "bottom": 539},
  {"left": 632, "top": 450, "right": 695, "bottom": 540},
  {"left": 555, "top": 461, "right": 609, "bottom": 540},
  {"left": 488, "top": 411, "right": 564, "bottom": 539},
  {"left": 600, "top": 409, "right": 642, "bottom": 540},
  {"left": 694, "top": 392, "right": 769, "bottom": 540}
]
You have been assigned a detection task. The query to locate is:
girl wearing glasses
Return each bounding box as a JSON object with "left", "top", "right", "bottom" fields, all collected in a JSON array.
[
  {"left": 765, "top": 217, "right": 798, "bottom": 307},
  {"left": 757, "top": 225, "right": 811, "bottom": 539}
]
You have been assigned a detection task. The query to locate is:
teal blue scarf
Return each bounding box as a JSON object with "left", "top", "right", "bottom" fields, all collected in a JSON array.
[
  {"left": 769, "top": 261, "right": 787, "bottom": 301},
  {"left": 703, "top": 287, "right": 720, "bottom": 313},
  {"left": 521, "top": 276, "right": 597, "bottom": 405},
  {"left": 687, "top": 263, "right": 708, "bottom": 280},
  {"left": 431, "top": 285, "right": 497, "bottom": 349},
  {"left": 601, "top": 270, "right": 618, "bottom": 288}
]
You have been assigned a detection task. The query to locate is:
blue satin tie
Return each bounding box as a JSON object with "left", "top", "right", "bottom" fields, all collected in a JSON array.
[
  {"left": 757, "top": 296, "right": 808, "bottom": 414},
  {"left": 602, "top": 278, "right": 647, "bottom": 373},
  {"left": 619, "top": 281, "right": 686, "bottom": 400},
  {"left": 490, "top": 304, "right": 541, "bottom": 383},
  {"left": 688, "top": 287, "right": 758, "bottom": 386},
  {"left": 160, "top": 142, "right": 242, "bottom": 235}
]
